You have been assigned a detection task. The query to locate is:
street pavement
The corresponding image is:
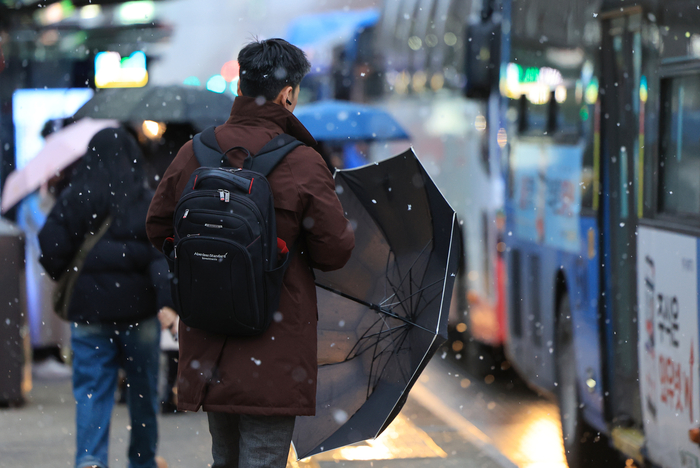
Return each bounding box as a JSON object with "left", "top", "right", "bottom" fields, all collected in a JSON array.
[{"left": 0, "top": 354, "right": 535, "bottom": 468}]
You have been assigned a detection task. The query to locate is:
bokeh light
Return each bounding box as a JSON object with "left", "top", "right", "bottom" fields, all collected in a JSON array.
[
  {"left": 221, "top": 61, "right": 240, "bottom": 82},
  {"left": 206, "top": 74, "right": 227, "bottom": 94}
]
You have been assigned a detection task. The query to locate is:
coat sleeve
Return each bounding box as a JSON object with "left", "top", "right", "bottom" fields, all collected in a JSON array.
[
  {"left": 146, "top": 141, "right": 196, "bottom": 252},
  {"left": 293, "top": 150, "right": 355, "bottom": 272},
  {"left": 148, "top": 251, "right": 175, "bottom": 311},
  {"left": 38, "top": 186, "right": 106, "bottom": 280}
]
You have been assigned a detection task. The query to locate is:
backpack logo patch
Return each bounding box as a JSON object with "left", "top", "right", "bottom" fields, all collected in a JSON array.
[{"left": 194, "top": 251, "right": 228, "bottom": 261}]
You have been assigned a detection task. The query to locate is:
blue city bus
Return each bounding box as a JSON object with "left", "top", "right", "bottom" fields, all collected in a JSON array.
[{"left": 471, "top": 0, "right": 700, "bottom": 466}]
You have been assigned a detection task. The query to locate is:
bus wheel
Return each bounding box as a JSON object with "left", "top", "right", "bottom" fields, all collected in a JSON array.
[{"left": 556, "top": 292, "right": 615, "bottom": 468}]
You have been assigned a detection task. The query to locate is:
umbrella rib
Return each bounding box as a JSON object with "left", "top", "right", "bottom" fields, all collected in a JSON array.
[
  {"left": 380, "top": 240, "right": 432, "bottom": 312},
  {"left": 383, "top": 250, "right": 392, "bottom": 306},
  {"left": 368, "top": 324, "right": 414, "bottom": 394},
  {"left": 343, "top": 314, "right": 385, "bottom": 361},
  {"left": 378, "top": 325, "right": 413, "bottom": 385},
  {"left": 379, "top": 240, "right": 433, "bottom": 308},
  {"left": 383, "top": 265, "right": 430, "bottom": 319},
  {"left": 382, "top": 278, "right": 444, "bottom": 310},
  {"left": 366, "top": 314, "right": 393, "bottom": 398},
  {"left": 409, "top": 290, "right": 442, "bottom": 322},
  {"left": 315, "top": 283, "right": 434, "bottom": 333},
  {"left": 366, "top": 318, "right": 411, "bottom": 397},
  {"left": 342, "top": 314, "right": 409, "bottom": 362},
  {"left": 347, "top": 324, "right": 410, "bottom": 361}
]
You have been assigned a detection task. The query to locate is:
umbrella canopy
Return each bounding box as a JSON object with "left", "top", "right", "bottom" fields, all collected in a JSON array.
[
  {"left": 294, "top": 100, "right": 409, "bottom": 142},
  {"left": 292, "top": 149, "right": 461, "bottom": 459},
  {"left": 72, "top": 85, "right": 233, "bottom": 131},
  {"left": 1, "top": 118, "right": 119, "bottom": 213}
]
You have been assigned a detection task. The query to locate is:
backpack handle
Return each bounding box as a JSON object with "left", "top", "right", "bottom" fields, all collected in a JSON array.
[
  {"left": 193, "top": 126, "right": 302, "bottom": 176},
  {"left": 222, "top": 146, "right": 251, "bottom": 167}
]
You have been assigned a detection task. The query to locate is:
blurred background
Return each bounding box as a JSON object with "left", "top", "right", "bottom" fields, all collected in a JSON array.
[{"left": 2, "top": 0, "right": 700, "bottom": 467}]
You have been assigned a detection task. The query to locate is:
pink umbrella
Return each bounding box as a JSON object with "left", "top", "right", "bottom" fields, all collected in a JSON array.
[{"left": 1, "top": 118, "right": 119, "bottom": 213}]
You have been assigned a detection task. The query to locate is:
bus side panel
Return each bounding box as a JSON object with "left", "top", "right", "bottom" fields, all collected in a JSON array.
[
  {"left": 503, "top": 141, "right": 551, "bottom": 387},
  {"left": 505, "top": 140, "right": 603, "bottom": 410},
  {"left": 503, "top": 237, "right": 558, "bottom": 391},
  {"left": 504, "top": 219, "right": 604, "bottom": 431},
  {"left": 573, "top": 216, "right": 606, "bottom": 433},
  {"left": 636, "top": 226, "right": 700, "bottom": 468}
]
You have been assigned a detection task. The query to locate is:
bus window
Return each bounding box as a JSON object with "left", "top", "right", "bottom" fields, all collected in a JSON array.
[
  {"left": 393, "top": 0, "right": 421, "bottom": 72},
  {"left": 580, "top": 138, "right": 595, "bottom": 210},
  {"left": 441, "top": 0, "right": 472, "bottom": 89},
  {"left": 553, "top": 85, "right": 581, "bottom": 137},
  {"left": 408, "top": 0, "right": 436, "bottom": 74},
  {"left": 378, "top": 0, "right": 402, "bottom": 49},
  {"left": 659, "top": 75, "right": 700, "bottom": 216},
  {"left": 427, "top": 0, "right": 451, "bottom": 77},
  {"left": 355, "top": 26, "right": 384, "bottom": 100},
  {"left": 517, "top": 94, "right": 550, "bottom": 135},
  {"left": 421, "top": 0, "right": 442, "bottom": 84}
]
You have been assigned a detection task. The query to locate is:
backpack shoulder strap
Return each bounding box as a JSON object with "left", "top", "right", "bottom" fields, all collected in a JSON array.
[
  {"left": 243, "top": 134, "right": 303, "bottom": 176},
  {"left": 192, "top": 126, "right": 226, "bottom": 167}
]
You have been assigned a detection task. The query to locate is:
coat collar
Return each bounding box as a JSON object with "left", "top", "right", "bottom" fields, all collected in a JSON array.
[{"left": 226, "top": 96, "right": 317, "bottom": 147}]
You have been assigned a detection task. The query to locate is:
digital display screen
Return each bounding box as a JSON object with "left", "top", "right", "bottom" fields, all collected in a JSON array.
[{"left": 12, "top": 88, "right": 94, "bottom": 170}]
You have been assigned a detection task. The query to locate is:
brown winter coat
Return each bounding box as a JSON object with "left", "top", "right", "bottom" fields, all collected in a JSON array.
[{"left": 146, "top": 96, "right": 355, "bottom": 415}]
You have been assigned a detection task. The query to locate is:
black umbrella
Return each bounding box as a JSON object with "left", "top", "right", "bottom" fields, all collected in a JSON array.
[
  {"left": 292, "top": 149, "right": 461, "bottom": 459},
  {"left": 73, "top": 85, "right": 233, "bottom": 131}
]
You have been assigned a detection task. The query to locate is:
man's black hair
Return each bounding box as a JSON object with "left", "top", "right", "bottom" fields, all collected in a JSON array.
[{"left": 237, "top": 38, "right": 311, "bottom": 101}]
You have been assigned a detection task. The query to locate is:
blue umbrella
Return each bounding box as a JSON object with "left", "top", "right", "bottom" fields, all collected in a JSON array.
[{"left": 294, "top": 100, "right": 409, "bottom": 142}]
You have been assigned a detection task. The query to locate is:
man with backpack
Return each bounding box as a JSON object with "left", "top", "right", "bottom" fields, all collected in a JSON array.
[{"left": 145, "top": 38, "right": 355, "bottom": 468}]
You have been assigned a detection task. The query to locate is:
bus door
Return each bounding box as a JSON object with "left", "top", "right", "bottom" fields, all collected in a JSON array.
[{"left": 599, "top": 7, "right": 644, "bottom": 431}]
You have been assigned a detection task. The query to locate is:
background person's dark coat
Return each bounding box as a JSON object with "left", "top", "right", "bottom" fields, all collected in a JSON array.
[
  {"left": 39, "top": 127, "right": 172, "bottom": 324},
  {"left": 146, "top": 96, "right": 355, "bottom": 416}
]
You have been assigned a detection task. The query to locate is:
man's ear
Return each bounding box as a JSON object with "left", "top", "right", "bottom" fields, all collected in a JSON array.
[
  {"left": 274, "top": 85, "right": 294, "bottom": 108},
  {"left": 236, "top": 80, "right": 242, "bottom": 96}
]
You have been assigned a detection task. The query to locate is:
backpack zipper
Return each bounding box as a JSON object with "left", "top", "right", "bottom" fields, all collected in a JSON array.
[
  {"left": 218, "top": 189, "right": 230, "bottom": 202},
  {"left": 176, "top": 209, "right": 254, "bottom": 239},
  {"left": 195, "top": 172, "right": 252, "bottom": 193}
]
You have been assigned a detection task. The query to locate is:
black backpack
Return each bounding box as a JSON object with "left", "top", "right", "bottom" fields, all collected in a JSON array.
[{"left": 163, "top": 126, "right": 302, "bottom": 336}]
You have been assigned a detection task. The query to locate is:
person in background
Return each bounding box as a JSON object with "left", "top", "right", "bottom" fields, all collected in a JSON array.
[
  {"left": 38, "top": 127, "right": 173, "bottom": 468},
  {"left": 138, "top": 122, "right": 196, "bottom": 190},
  {"left": 316, "top": 141, "right": 344, "bottom": 174},
  {"left": 158, "top": 305, "right": 179, "bottom": 414},
  {"left": 342, "top": 141, "right": 369, "bottom": 169},
  {"left": 17, "top": 119, "right": 76, "bottom": 381},
  {"left": 17, "top": 189, "right": 72, "bottom": 380},
  {"left": 136, "top": 122, "right": 192, "bottom": 414}
]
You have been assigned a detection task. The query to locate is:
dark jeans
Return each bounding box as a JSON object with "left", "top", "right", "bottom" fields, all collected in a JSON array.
[
  {"left": 207, "top": 412, "right": 296, "bottom": 468},
  {"left": 72, "top": 317, "right": 160, "bottom": 468}
]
